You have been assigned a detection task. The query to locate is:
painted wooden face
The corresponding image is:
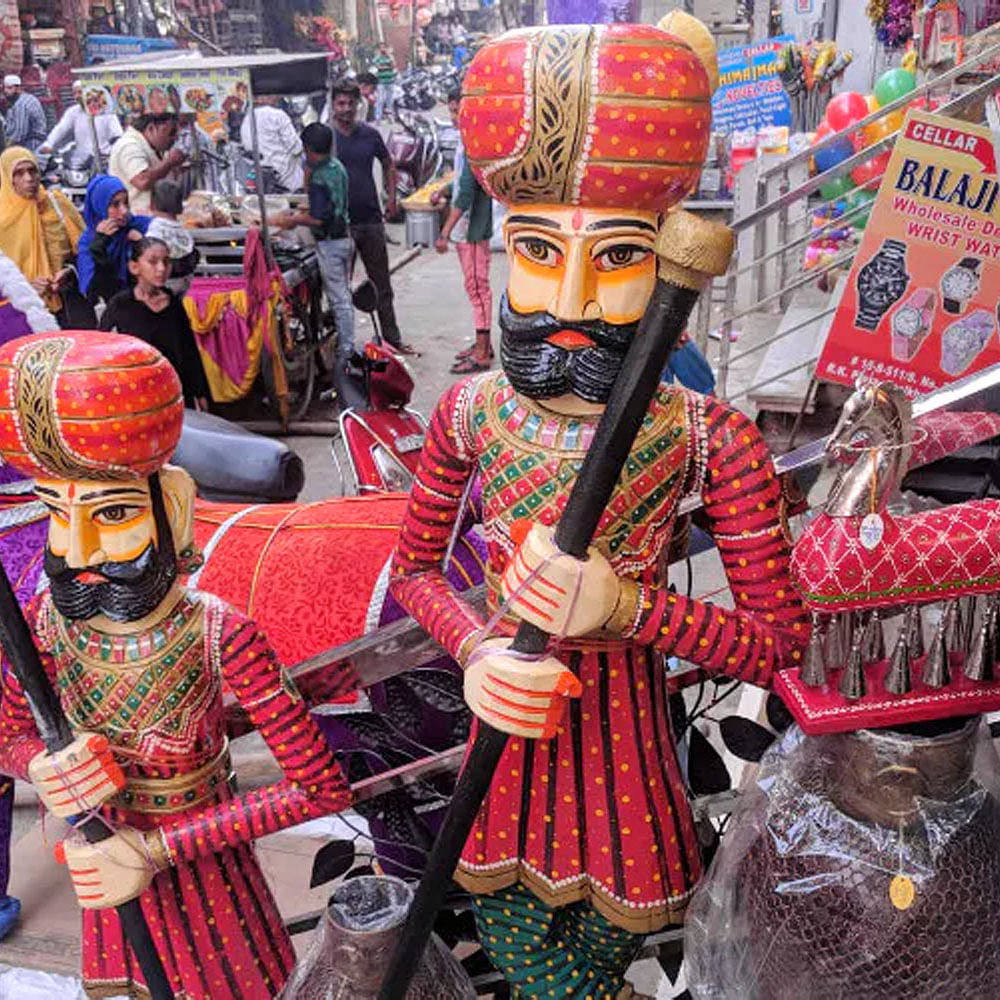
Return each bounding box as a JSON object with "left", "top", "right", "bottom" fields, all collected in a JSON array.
[
  {"left": 504, "top": 204, "right": 658, "bottom": 327},
  {"left": 500, "top": 203, "right": 659, "bottom": 403},
  {"left": 33, "top": 468, "right": 195, "bottom": 622},
  {"left": 36, "top": 478, "right": 158, "bottom": 570}
]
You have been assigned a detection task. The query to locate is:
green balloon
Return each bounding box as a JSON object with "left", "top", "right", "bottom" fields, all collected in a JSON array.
[
  {"left": 847, "top": 188, "right": 876, "bottom": 229},
  {"left": 874, "top": 68, "right": 916, "bottom": 107},
  {"left": 820, "top": 174, "right": 854, "bottom": 202}
]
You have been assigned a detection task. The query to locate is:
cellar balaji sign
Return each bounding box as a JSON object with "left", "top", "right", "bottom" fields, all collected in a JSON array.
[{"left": 819, "top": 110, "right": 1000, "bottom": 396}]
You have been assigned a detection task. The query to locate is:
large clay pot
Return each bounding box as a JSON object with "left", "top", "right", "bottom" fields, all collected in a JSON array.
[
  {"left": 279, "top": 875, "right": 476, "bottom": 999},
  {"left": 742, "top": 718, "right": 1000, "bottom": 999}
]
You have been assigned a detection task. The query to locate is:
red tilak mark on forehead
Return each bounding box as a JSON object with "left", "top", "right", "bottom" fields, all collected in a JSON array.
[
  {"left": 68, "top": 483, "right": 75, "bottom": 500},
  {"left": 571, "top": 208, "right": 583, "bottom": 231}
]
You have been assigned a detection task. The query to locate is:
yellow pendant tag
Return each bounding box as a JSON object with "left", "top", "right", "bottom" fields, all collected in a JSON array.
[{"left": 889, "top": 874, "right": 915, "bottom": 911}]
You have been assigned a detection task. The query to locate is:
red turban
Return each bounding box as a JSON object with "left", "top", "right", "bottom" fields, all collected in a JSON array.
[
  {"left": 460, "top": 23, "right": 713, "bottom": 211},
  {"left": 0, "top": 331, "right": 183, "bottom": 481}
]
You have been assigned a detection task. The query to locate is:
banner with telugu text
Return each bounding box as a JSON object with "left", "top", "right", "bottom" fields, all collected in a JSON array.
[{"left": 818, "top": 109, "right": 1000, "bottom": 397}]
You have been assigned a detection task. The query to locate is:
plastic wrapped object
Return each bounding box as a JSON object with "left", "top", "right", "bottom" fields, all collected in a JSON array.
[
  {"left": 279, "top": 876, "right": 476, "bottom": 1000},
  {"left": 686, "top": 717, "right": 1000, "bottom": 999}
]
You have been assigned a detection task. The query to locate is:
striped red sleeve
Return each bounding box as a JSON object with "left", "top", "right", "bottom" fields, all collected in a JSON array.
[
  {"left": 159, "top": 608, "right": 351, "bottom": 862},
  {"left": 389, "top": 378, "right": 485, "bottom": 663},
  {"left": 0, "top": 595, "right": 54, "bottom": 780},
  {"left": 631, "top": 398, "right": 809, "bottom": 686}
]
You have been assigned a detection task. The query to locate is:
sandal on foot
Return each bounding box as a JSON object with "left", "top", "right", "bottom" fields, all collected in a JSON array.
[
  {"left": 390, "top": 342, "right": 421, "bottom": 357},
  {"left": 450, "top": 355, "right": 491, "bottom": 374}
]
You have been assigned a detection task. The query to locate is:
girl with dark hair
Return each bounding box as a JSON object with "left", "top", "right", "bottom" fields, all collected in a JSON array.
[{"left": 99, "top": 237, "right": 209, "bottom": 410}]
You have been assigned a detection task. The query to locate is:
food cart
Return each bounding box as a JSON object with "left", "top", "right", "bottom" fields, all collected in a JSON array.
[{"left": 74, "top": 51, "right": 334, "bottom": 425}]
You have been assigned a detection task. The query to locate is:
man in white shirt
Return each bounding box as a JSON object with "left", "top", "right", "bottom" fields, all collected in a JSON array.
[
  {"left": 39, "top": 81, "right": 123, "bottom": 169},
  {"left": 108, "top": 112, "right": 185, "bottom": 214},
  {"left": 239, "top": 96, "right": 304, "bottom": 193}
]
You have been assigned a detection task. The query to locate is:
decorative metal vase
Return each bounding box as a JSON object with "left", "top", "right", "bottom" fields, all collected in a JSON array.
[
  {"left": 279, "top": 875, "right": 476, "bottom": 1000},
  {"left": 742, "top": 718, "right": 1000, "bottom": 999}
]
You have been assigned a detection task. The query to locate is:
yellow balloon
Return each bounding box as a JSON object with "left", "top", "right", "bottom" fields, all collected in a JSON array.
[{"left": 865, "top": 94, "right": 880, "bottom": 112}]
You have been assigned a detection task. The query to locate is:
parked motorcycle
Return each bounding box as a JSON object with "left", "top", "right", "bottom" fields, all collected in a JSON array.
[
  {"left": 38, "top": 147, "right": 91, "bottom": 193},
  {"left": 330, "top": 280, "right": 427, "bottom": 494},
  {"left": 434, "top": 116, "right": 461, "bottom": 171},
  {"left": 384, "top": 109, "right": 443, "bottom": 220}
]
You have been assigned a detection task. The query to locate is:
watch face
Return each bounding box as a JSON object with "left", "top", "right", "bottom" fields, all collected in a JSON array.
[
  {"left": 858, "top": 252, "right": 908, "bottom": 309},
  {"left": 942, "top": 267, "right": 978, "bottom": 299},
  {"left": 893, "top": 306, "right": 921, "bottom": 337}
]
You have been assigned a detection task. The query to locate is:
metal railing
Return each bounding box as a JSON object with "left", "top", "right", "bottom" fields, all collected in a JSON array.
[{"left": 690, "top": 41, "right": 1000, "bottom": 405}]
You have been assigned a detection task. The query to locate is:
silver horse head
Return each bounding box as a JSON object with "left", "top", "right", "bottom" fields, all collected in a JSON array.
[{"left": 825, "top": 379, "right": 913, "bottom": 517}]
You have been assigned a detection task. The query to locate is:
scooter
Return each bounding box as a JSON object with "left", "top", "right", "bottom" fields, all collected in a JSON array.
[
  {"left": 330, "top": 280, "right": 427, "bottom": 494},
  {"left": 384, "top": 107, "right": 443, "bottom": 219}
]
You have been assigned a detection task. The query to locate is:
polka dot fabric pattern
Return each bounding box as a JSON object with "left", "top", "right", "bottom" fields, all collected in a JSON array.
[
  {"left": 0, "top": 331, "right": 183, "bottom": 481},
  {"left": 460, "top": 24, "right": 711, "bottom": 210}
]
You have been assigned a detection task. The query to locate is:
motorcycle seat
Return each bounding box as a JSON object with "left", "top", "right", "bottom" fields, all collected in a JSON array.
[{"left": 173, "top": 409, "right": 305, "bottom": 504}]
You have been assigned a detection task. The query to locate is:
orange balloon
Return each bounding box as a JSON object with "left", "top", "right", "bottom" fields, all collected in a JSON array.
[{"left": 860, "top": 111, "right": 904, "bottom": 147}]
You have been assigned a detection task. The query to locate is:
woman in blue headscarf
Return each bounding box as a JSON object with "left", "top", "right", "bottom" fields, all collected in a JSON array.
[{"left": 77, "top": 174, "right": 150, "bottom": 306}]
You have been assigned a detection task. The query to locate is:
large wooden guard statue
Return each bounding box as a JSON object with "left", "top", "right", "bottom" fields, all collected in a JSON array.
[
  {"left": 389, "top": 16, "right": 810, "bottom": 998},
  {"left": 0, "top": 331, "right": 352, "bottom": 999}
]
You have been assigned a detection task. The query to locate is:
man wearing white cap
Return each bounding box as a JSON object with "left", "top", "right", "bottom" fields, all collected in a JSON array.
[
  {"left": 39, "top": 81, "right": 123, "bottom": 170},
  {"left": 2, "top": 75, "right": 47, "bottom": 152}
]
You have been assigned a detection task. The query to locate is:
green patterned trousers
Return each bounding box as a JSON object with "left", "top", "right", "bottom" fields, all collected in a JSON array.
[{"left": 471, "top": 883, "right": 645, "bottom": 998}]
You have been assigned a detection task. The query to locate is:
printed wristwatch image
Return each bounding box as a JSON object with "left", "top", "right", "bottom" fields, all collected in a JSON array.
[
  {"left": 891, "top": 288, "right": 936, "bottom": 361},
  {"left": 940, "top": 309, "right": 993, "bottom": 376},
  {"left": 855, "top": 239, "right": 910, "bottom": 331},
  {"left": 940, "top": 256, "right": 982, "bottom": 315}
]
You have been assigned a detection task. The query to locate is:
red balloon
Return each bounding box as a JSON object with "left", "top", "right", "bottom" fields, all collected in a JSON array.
[
  {"left": 813, "top": 120, "right": 833, "bottom": 143},
  {"left": 826, "top": 91, "right": 869, "bottom": 132},
  {"left": 851, "top": 150, "right": 891, "bottom": 190}
]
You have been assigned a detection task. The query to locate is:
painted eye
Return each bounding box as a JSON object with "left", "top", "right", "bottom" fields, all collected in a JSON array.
[
  {"left": 94, "top": 505, "right": 144, "bottom": 526},
  {"left": 514, "top": 237, "right": 563, "bottom": 267},
  {"left": 594, "top": 245, "right": 652, "bottom": 272},
  {"left": 43, "top": 505, "right": 69, "bottom": 525}
]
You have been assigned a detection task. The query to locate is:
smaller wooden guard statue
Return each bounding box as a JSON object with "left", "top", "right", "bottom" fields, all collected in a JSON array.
[{"left": 0, "top": 331, "right": 351, "bottom": 999}]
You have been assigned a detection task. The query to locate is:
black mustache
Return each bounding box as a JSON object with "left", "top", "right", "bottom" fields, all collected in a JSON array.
[
  {"left": 44, "top": 542, "right": 176, "bottom": 622},
  {"left": 497, "top": 294, "right": 638, "bottom": 353}
]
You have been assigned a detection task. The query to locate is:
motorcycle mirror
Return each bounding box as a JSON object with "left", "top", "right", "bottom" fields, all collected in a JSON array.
[{"left": 352, "top": 279, "right": 379, "bottom": 315}]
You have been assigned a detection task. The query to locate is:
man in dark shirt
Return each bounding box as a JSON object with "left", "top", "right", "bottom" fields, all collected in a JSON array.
[{"left": 330, "top": 78, "right": 413, "bottom": 353}]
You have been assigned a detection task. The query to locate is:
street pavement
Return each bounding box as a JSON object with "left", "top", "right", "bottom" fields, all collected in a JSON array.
[{"left": 283, "top": 222, "right": 511, "bottom": 502}]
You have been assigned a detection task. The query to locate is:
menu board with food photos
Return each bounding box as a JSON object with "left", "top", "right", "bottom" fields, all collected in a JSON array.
[
  {"left": 81, "top": 67, "right": 250, "bottom": 121},
  {"left": 819, "top": 109, "right": 1000, "bottom": 397}
]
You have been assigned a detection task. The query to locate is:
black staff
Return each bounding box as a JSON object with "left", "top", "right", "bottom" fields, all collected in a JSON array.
[
  {"left": 378, "top": 212, "right": 733, "bottom": 999},
  {"left": 0, "top": 563, "right": 174, "bottom": 999}
]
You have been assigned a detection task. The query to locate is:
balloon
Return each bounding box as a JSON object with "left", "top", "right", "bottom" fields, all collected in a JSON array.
[
  {"left": 874, "top": 68, "right": 916, "bottom": 107},
  {"left": 851, "top": 151, "right": 891, "bottom": 190},
  {"left": 826, "top": 91, "right": 869, "bottom": 131},
  {"left": 847, "top": 188, "right": 876, "bottom": 229},
  {"left": 813, "top": 120, "right": 833, "bottom": 143},
  {"left": 814, "top": 138, "right": 853, "bottom": 173},
  {"left": 820, "top": 174, "right": 854, "bottom": 202},
  {"left": 857, "top": 111, "right": 904, "bottom": 148},
  {"left": 865, "top": 94, "right": 880, "bottom": 112}
]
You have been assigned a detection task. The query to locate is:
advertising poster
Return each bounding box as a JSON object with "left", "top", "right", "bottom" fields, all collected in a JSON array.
[
  {"left": 711, "top": 35, "right": 794, "bottom": 133},
  {"left": 81, "top": 67, "right": 250, "bottom": 120},
  {"left": 818, "top": 110, "right": 1000, "bottom": 397}
]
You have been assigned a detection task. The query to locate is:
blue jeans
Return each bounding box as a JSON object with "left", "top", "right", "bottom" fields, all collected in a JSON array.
[{"left": 315, "top": 237, "right": 355, "bottom": 367}]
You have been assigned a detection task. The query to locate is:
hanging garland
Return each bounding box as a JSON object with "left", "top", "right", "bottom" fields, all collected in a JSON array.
[{"left": 867, "top": 0, "right": 917, "bottom": 50}]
